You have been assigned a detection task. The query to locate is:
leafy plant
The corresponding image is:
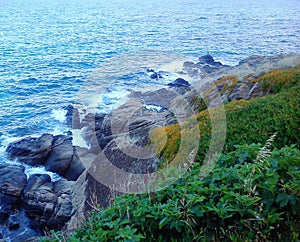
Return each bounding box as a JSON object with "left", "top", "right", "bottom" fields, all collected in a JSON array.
[{"left": 44, "top": 144, "right": 300, "bottom": 241}]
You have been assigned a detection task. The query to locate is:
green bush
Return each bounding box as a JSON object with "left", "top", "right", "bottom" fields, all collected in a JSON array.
[{"left": 45, "top": 144, "right": 300, "bottom": 241}]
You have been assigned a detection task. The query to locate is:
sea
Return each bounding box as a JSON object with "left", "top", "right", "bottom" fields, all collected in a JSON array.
[{"left": 0, "top": 0, "right": 300, "bottom": 178}]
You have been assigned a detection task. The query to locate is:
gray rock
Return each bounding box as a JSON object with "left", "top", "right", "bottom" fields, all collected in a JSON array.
[
  {"left": 23, "top": 174, "right": 73, "bottom": 231},
  {"left": 0, "top": 165, "right": 27, "bottom": 223},
  {"left": 6, "top": 134, "right": 54, "bottom": 165},
  {"left": 44, "top": 135, "right": 74, "bottom": 176}
]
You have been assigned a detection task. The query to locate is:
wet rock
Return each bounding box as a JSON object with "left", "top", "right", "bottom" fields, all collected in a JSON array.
[
  {"left": 168, "top": 78, "right": 190, "bottom": 88},
  {"left": 0, "top": 165, "right": 27, "bottom": 223},
  {"left": 1, "top": 210, "right": 40, "bottom": 242},
  {"left": 149, "top": 72, "right": 162, "bottom": 79},
  {"left": 43, "top": 135, "right": 84, "bottom": 181},
  {"left": 6, "top": 134, "right": 54, "bottom": 165},
  {"left": 6, "top": 134, "right": 85, "bottom": 181},
  {"left": 65, "top": 104, "right": 81, "bottom": 129},
  {"left": 22, "top": 174, "right": 73, "bottom": 231},
  {"left": 44, "top": 135, "right": 74, "bottom": 177},
  {"left": 23, "top": 174, "right": 57, "bottom": 228},
  {"left": 198, "top": 54, "right": 223, "bottom": 66}
]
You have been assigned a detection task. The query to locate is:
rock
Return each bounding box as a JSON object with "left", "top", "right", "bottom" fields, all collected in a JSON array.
[
  {"left": 168, "top": 78, "right": 191, "bottom": 94},
  {"left": 6, "top": 134, "right": 85, "bottom": 181},
  {"left": 64, "top": 152, "right": 85, "bottom": 181},
  {"left": 66, "top": 170, "right": 117, "bottom": 231},
  {"left": 198, "top": 54, "right": 223, "bottom": 66},
  {"left": 44, "top": 135, "right": 74, "bottom": 178},
  {"left": 198, "top": 54, "right": 215, "bottom": 65},
  {"left": 53, "top": 178, "right": 74, "bottom": 196},
  {"left": 150, "top": 72, "right": 161, "bottom": 79},
  {"left": 49, "top": 179, "right": 73, "bottom": 229},
  {"left": 168, "top": 78, "right": 190, "bottom": 88},
  {"left": 44, "top": 135, "right": 84, "bottom": 181},
  {"left": 23, "top": 174, "right": 73, "bottom": 231},
  {"left": 238, "top": 55, "right": 267, "bottom": 66},
  {"left": 0, "top": 165, "right": 27, "bottom": 223},
  {"left": 132, "top": 88, "right": 178, "bottom": 109},
  {"left": 6, "top": 134, "right": 54, "bottom": 166},
  {"left": 65, "top": 104, "right": 81, "bottom": 129},
  {"left": 0, "top": 210, "right": 40, "bottom": 242},
  {"left": 47, "top": 194, "right": 73, "bottom": 229},
  {"left": 23, "top": 174, "right": 57, "bottom": 229}
]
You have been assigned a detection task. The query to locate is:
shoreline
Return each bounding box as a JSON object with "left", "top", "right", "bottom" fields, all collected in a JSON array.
[{"left": 1, "top": 52, "right": 300, "bottom": 241}]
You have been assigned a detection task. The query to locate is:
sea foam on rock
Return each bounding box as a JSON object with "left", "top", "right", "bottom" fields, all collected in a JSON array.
[{"left": 6, "top": 134, "right": 85, "bottom": 181}]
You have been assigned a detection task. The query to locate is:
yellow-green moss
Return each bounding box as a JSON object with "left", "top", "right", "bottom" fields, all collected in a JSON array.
[{"left": 249, "top": 65, "right": 300, "bottom": 93}]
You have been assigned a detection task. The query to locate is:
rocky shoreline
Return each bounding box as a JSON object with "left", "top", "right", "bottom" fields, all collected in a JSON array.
[{"left": 1, "top": 53, "right": 299, "bottom": 241}]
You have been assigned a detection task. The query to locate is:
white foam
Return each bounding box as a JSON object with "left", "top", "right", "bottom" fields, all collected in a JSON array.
[
  {"left": 23, "top": 164, "right": 61, "bottom": 182},
  {"left": 51, "top": 109, "right": 67, "bottom": 123},
  {"left": 144, "top": 104, "right": 164, "bottom": 113},
  {"left": 72, "top": 128, "right": 90, "bottom": 149},
  {"left": 0, "top": 134, "right": 61, "bottom": 182}
]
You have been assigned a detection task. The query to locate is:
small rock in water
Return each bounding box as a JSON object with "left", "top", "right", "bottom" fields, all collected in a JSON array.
[{"left": 168, "top": 78, "right": 190, "bottom": 87}]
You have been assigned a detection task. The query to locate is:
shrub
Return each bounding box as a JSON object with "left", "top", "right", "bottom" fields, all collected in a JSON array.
[{"left": 44, "top": 144, "right": 300, "bottom": 241}]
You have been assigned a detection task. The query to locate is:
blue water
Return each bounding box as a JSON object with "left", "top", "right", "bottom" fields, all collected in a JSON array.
[{"left": 0, "top": 0, "right": 300, "bottom": 159}]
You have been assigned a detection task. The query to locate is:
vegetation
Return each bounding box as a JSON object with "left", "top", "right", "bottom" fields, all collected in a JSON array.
[
  {"left": 46, "top": 144, "right": 300, "bottom": 241},
  {"left": 250, "top": 66, "right": 300, "bottom": 94},
  {"left": 44, "top": 67, "right": 300, "bottom": 241},
  {"left": 153, "top": 66, "right": 300, "bottom": 163}
]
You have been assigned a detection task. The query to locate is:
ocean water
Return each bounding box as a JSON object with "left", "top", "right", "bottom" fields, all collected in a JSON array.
[{"left": 0, "top": 0, "right": 300, "bottom": 173}]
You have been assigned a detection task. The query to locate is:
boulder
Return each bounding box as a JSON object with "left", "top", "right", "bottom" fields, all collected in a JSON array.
[
  {"left": 168, "top": 78, "right": 190, "bottom": 88},
  {"left": 64, "top": 152, "right": 85, "bottom": 181},
  {"left": 44, "top": 135, "right": 73, "bottom": 175},
  {"left": 198, "top": 54, "right": 223, "bottom": 66},
  {"left": 44, "top": 135, "right": 77, "bottom": 180},
  {"left": 6, "top": 134, "right": 85, "bottom": 181},
  {"left": 23, "top": 174, "right": 57, "bottom": 228},
  {"left": 22, "top": 174, "right": 73, "bottom": 230},
  {"left": 149, "top": 72, "right": 162, "bottom": 79},
  {"left": 65, "top": 104, "right": 81, "bottom": 129},
  {"left": 6, "top": 134, "right": 54, "bottom": 165},
  {"left": 168, "top": 78, "right": 191, "bottom": 95},
  {"left": 0, "top": 165, "right": 27, "bottom": 223}
]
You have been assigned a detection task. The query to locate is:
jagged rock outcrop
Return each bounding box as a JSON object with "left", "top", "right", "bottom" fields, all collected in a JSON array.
[
  {"left": 0, "top": 165, "right": 39, "bottom": 242},
  {"left": 6, "top": 134, "right": 54, "bottom": 166},
  {"left": 23, "top": 175, "right": 73, "bottom": 230},
  {"left": 6, "top": 134, "right": 85, "bottom": 181},
  {"left": 0, "top": 165, "right": 27, "bottom": 223}
]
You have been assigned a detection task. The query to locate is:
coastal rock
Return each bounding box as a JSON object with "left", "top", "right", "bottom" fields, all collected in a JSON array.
[
  {"left": 22, "top": 174, "right": 73, "bottom": 230},
  {"left": 238, "top": 55, "right": 267, "bottom": 67},
  {"left": 66, "top": 170, "right": 120, "bottom": 231},
  {"left": 198, "top": 54, "right": 223, "bottom": 66},
  {"left": 65, "top": 104, "right": 81, "bottom": 129},
  {"left": 168, "top": 78, "right": 190, "bottom": 88},
  {"left": 150, "top": 72, "right": 162, "bottom": 79},
  {"left": 1, "top": 210, "right": 40, "bottom": 242},
  {"left": 6, "top": 134, "right": 54, "bottom": 166},
  {"left": 168, "top": 78, "right": 191, "bottom": 94},
  {"left": 0, "top": 165, "right": 27, "bottom": 223},
  {"left": 129, "top": 88, "right": 178, "bottom": 109},
  {"left": 44, "top": 135, "right": 74, "bottom": 178},
  {"left": 23, "top": 174, "right": 57, "bottom": 228},
  {"left": 7, "top": 134, "right": 85, "bottom": 181},
  {"left": 183, "top": 54, "right": 228, "bottom": 77}
]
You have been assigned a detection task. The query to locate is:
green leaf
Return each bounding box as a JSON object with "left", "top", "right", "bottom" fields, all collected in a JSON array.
[{"left": 159, "top": 217, "right": 170, "bottom": 229}]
